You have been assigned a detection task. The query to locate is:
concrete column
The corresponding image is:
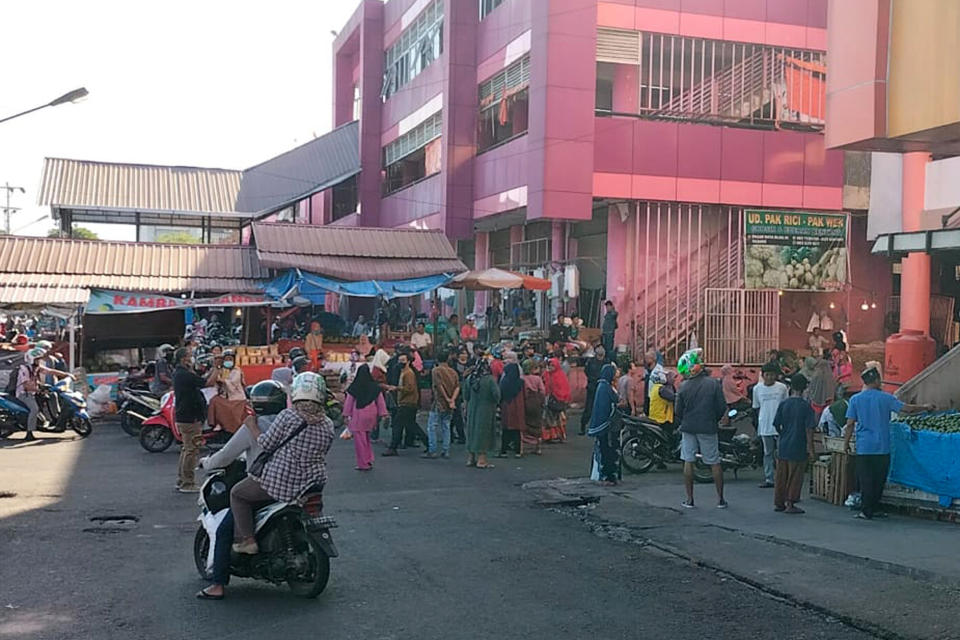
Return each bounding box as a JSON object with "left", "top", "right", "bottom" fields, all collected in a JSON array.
[
  {"left": 474, "top": 231, "right": 490, "bottom": 316},
  {"left": 899, "top": 152, "right": 931, "bottom": 333}
]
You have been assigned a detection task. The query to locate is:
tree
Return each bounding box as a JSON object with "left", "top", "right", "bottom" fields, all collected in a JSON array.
[
  {"left": 154, "top": 230, "right": 202, "bottom": 244},
  {"left": 48, "top": 226, "right": 99, "bottom": 240}
]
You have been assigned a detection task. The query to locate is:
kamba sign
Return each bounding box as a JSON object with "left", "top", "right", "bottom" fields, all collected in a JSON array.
[
  {"left": 744, "top": 210, "right": 847, "bottom": 291},
  {"left": 87, "top": 290, "right": 267, "bottom": 314}
]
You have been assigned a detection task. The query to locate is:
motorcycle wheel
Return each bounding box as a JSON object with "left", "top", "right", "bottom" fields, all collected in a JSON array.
[
  {"left": 193, "top": 526, "right": 215, "bottom": 581},
  {"left": 620, "top": 436, "right": 657, "bottom": 474},
  {"left": 0, "top": 423, "right": 14, "bottom": 439},
  {"left": 139, "top": 424, "right": 174, "bottom": 453},
  {"left": 286, "top": 529, "right": 331, "bottom": 598},
  {"left": 71, "top": 416, "right": 93, "bottom": 438},
  {"left": 693, "top": 458, "right": 718, "bottom": 484},
  {"left": 120, "top": 411, "right": 142, "bottom": 437}
]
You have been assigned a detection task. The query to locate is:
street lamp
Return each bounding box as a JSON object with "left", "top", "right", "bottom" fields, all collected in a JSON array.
[{"left": 0, "top": 87, "right": 89, "bottom": 125}]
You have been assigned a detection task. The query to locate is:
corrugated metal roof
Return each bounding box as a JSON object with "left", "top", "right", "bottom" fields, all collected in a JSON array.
[
  {"left": 0, "top": 236, "right": 269, "bottom": 294},
  {"left": 0, "top": 284, "right": 90, "bottom": 305},
  {"left": 235, "top": 121, "right": 360, "bottom": 215},
  {"left": 251, "top": 222, "right": 466, "bottom": 281},
  {"left": 37, "top": 157, "right": 242, "bottom": 213}
]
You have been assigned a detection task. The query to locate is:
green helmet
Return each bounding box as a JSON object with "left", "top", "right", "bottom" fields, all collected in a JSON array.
[{"left": 677, "top": 348, "right": 704, "bottom": 378}]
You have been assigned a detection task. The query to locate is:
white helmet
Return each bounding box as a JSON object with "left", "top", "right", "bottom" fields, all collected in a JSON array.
[
  {"left": 24, "top": 347, "right": 45, "bottom": 366},
  {"left": 291, "top": 372, "right": 326, "bottom": 405}
]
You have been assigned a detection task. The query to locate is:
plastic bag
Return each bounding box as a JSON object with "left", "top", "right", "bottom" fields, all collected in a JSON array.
[
  {"left": 339, "top": 427, "right": 352, "bottom": 441},
  {"left": 86, "top": 384, "right": 114, "bottom": 418}
]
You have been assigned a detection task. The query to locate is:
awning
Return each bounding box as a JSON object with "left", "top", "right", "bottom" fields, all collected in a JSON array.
[
  {"left": 0, "top": 284, "right": 89, "bottom": 306},
  {"left": 449, "top": 268, "right": 551, "bottom": 291},
  {"left": 252, "top": 223, "right": 467, "bottom": 281},
  {"left": 263, "top": 269, "right": 454, "bottom": 301},
  {"left": 872, "top": 229, "right": 960, "bottom": 256},
  {"left": 86, "top": 290, "right": 270, "bottom": 314}
]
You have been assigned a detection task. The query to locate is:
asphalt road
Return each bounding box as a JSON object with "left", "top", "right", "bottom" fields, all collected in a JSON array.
[{"left": 0, "top": 421, "right": 874, "bottom": 640}]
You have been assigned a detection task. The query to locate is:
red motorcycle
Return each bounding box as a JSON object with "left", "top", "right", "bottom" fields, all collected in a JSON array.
[{"left": 139, "top": 391, "right": 230, "bottom": 453}]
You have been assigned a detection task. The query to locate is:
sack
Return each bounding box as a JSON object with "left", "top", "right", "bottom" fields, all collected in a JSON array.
[
  {"left": 546, "top": 395, "right": 568, "bottom": 413},
  {"left": 249, "top": 418, "right": 308, "bottom": 477}
]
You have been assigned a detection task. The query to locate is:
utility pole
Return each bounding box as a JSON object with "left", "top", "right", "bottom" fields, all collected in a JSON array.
[{"left": 1, "top": 183, "right": 25, "bottom": 235}]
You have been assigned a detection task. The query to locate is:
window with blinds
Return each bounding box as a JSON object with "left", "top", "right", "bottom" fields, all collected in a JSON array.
[
  {"left": 595, "top": 28, "right": 826, "bottom": 131},
  {"left": 477, "top": 55, "right": 531, "bottom": 152},
  {"left": 382, "top": 0, "right": 444, "bottom": 101},
  {"left": 383, "top": 112, "right": 443, "bottom": 194}
]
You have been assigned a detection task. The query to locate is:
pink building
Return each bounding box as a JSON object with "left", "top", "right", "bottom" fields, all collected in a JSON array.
[{"left": 328, "top": 0, "right": 849, "bottom": 363}]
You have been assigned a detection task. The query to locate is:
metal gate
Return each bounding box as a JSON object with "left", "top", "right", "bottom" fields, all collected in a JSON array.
[{"left": 703, "top": 288, "right": 779, "bottom": 365}]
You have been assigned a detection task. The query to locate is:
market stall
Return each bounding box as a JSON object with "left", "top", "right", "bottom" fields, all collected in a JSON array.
[{"left": 447, "top": 268, "right": 551, "bottom": 344}]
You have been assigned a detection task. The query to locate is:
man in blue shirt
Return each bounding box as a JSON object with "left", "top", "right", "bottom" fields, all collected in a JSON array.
[{"left": 845, "top": 363, "right": 931, "bottom": 520}]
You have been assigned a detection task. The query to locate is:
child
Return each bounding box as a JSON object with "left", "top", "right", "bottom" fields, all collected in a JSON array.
[{"left": 772, "top": 375, "right": 817, "bottom": 514}]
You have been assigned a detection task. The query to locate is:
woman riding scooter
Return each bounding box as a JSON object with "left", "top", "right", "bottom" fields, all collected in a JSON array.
[{"left": 195, "top": 380, "right": 288, "bottom": 600}]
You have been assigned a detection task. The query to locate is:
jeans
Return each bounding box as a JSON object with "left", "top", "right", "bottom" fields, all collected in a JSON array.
[
  {"left": 427, "top": 410, "right": 452, "bottom": 455},
  {"left": 761, "top": 435, "right": 778, "bottom": 484},
  {"left": 177, "top": 422, "right": 203, "bottom": 489},
  {"left": 16, "top": 393, "right": 39, "bottom": 433},
  {"left": 856, "top": 453, "right": 890, "bottom": 518},
  {"left": 212, "top": 510, "right": 234, "bottom": 585}
]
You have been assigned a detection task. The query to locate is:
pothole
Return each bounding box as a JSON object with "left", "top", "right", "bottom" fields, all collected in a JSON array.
[{"left": 83, "top": 515, "right": 140, "bottom": 534}]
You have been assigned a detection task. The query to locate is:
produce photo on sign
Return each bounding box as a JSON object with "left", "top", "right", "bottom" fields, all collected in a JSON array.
[{"left": 743, "top": 210, "right": 847, "bottom": 291}]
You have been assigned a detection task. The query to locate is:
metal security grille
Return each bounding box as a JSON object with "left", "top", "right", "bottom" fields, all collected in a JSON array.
[
  {"left": 510, "top": 237, "right": 551, "bottom": 269},
  {"left": 596, "top": 29, "right": 826, "bottom": 130},
  {"left": 630, "top": 203, "right": 744, "bottom": 364},
  {"left": 382, "top": 0, "right": 444, "bottom": 100},
  {"left": 703, "top": 288, "right": 780, "bottom": 365},
  {"left": 479, "top": 55, "right": 531, "bottom": 104},
  {"left": 383, "top": 112, "right": 442, "bottom": 166}
]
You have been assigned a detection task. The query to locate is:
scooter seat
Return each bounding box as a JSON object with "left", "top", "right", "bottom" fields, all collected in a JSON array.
[{"left": 0, "top": 393, "right": 28, "bottom": 412}]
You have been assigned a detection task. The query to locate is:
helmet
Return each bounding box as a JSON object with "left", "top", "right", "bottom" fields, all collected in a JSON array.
[
  {"left": 288, "top": 347, "right": 306, "bottom": 361},
  {"left": 677, "top": 348, "right": 704, "bottom": 378},
  {"left": 24, "top": 347, "right": 45, "bottom": 366},
  {"left": 291, "top": 371, "right": 326, "bottom": 405},
  {"left": 291, "top": 355, "right": 310, "bottom": 373},
  {"left": 36, "top": 340, "right": 53, "bottom": 350},
  {"left": 249, "top": 380, "right": 288, "bottom": 416},
  {"left": 158, "top": 343, "right": 174, "bottom": 354},
  {"left": 222, "top": 349, "right": 236, "bottom": 358}
]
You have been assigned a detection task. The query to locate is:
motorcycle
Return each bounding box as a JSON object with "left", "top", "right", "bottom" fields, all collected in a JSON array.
[
  {"left": 193, "top": 462, "right": 338, "bottom": 598},
  {"left": 118, "top": 387, "right": 161, "bottom": 437},
  {"left": 692, "top": 408, "right": 763, "bottom": 482},
  {"left": 0, "top": 379, "right": 92, "bottom": 439},
  {"left": 138, "top": 391, "right": 229, "bottom": 453}
]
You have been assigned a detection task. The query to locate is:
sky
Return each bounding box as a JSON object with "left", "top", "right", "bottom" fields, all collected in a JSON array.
[{"left": 0, "top": 0, "right": 363, "bottom": 240}]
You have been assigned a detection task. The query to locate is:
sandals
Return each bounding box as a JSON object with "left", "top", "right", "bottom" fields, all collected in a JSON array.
[
  {"left": 475, "top": 463, "right": 495, "bottom": 469},
  {"left": 196, "top": 587, "right": 224, "bottom": 601}
]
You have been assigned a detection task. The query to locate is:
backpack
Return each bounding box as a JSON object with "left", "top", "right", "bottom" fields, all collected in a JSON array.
[{"left": 4, "top": 364, "right": 27, "bottom": 396}]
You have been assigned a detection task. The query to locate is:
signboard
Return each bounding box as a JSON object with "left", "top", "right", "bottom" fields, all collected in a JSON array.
[
  {"left": 86, "top": 290, "right": 267, "bottom": 314},
  {"left": 744, "top": 210, "right": 847, "bottom": 291}
]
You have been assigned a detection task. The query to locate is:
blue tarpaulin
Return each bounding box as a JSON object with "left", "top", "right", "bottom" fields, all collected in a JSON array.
[
  {"left": 889, "top": 421, "right": 960, "bottom": 507},
  {"left": 262, "top": 269, "right": 454, "bottom": 302}
]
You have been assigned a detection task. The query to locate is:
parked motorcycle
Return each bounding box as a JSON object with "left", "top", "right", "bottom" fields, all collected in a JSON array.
[
  {"left": 138, "top": 392, "right": 229, "bottom": 453},
  {"left": 193, "top": 463, "right": 338, "bottom": 598},
  {"left": 119, "top": 387, "right": 161, "bottom": 437},
  {"left": 0, "top": 379, "right": 92, "bottom": 439},
  {"left": 692, "top": 408, "right": 763, "bottom": 482}
]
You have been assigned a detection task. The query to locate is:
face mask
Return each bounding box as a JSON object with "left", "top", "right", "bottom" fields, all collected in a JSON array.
[
  {"left": 313, "top": 329, "right": 322, "bottom": 335},
  {"left": 223, "top": 361, "right": 234, "bottom": 369}
]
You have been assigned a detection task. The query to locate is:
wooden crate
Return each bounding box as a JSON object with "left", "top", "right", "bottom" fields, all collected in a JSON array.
[
  {"left": 811, "top": 460, "right": 831, "bottom": 501},
  {"left": 809, "top": 453, "right": 857, "bottom": 506}
]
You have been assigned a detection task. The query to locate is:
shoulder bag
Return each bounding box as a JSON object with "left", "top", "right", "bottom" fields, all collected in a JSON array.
[{"left": 249, "top": 418, "right": 308, "bottom": 477}]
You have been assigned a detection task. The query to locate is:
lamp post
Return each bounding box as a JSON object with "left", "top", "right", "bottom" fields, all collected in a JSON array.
[{"left": 0, "top": 87, "right": 89, "bottom": 125}]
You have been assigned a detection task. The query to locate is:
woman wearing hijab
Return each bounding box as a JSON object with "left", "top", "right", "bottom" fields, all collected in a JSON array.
[
  {"left": 370, "top": 348, "right": 394, "bottom": 443},
  {"left": 498, "top": 360, "right": 526, "bottom": 458},
  {"left": 720, "top": 364, "right": 749, "bottom": 411},
  {"left": 343, "top": 364, "right": 388, "bottom": 470},
  {"left": 463, "top": 358, "right": 500, "bottom": 469},
  {"left": 588, "top": 364, "right": 620, "bottom": 486},
  {"left": 806, "top": 357, "right": 836, "bottom": 418},
  {"left": 521, "top": 360, "right": 545, "bottom": 456},
  {"left": 542, "top": 357, "right": 571, "bottom": 443}
]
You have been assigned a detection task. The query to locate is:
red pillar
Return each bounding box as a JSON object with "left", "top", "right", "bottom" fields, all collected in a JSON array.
[{"left": 899, "top": 152, "right": 931, "bottom": 333}]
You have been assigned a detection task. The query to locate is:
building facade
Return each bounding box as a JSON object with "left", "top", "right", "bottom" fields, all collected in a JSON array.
[{"left": 330, "top": 0, "right": 849, "bottom": 363}]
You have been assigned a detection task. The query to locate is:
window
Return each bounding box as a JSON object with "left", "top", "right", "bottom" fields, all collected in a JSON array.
[
  {"left": 595, "top": 28, "right": 826, "bottom": 131},
  {"left": 478, "top": 55, "right": 530, "bottom": 152},
  {"left": 352, "top": 85, "right": 361, "bottom": 121},
  {"left": 480, "top": 0, "right": 506, "bottom": 20},
  {"left": 332, "top": 175, "right": 358, "bottom": 221},
  {"left": 383, "top": 112, "right": 443, "bottom": 194},
  {"left": 382, "top": 0, "right": 444, "bottom": 100}
]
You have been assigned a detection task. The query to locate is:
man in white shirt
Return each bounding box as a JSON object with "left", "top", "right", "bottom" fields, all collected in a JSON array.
[
  {"left": 409, "top": 322, "right": 432, "bottom": 358},
  {"left": 752, "top": 363, "right": 788, "bottom": 488},
  {"left": 352, "top": 315, "right": 369, "bottom": 337}
]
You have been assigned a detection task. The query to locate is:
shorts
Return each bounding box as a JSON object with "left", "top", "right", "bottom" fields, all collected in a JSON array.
[{"left": 680, "top": 432, "right": 720, "bottom": 465}]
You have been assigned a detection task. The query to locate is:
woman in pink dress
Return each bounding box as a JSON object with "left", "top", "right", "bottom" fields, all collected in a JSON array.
[{"left": 343, "top": 364, "right": 387, "bottom": 471}]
